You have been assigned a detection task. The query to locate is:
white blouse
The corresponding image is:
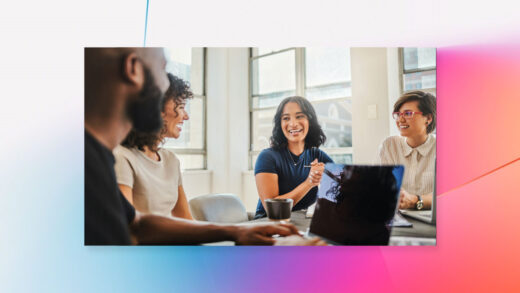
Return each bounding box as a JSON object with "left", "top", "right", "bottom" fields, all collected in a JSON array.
[{"left": 377, "top": 134, "right": 436, "bottom": 196}]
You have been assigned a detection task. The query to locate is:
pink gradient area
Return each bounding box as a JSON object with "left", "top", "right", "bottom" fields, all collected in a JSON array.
[
  {"left": 219, "top": 248, "right": 396, "bottom": 293},
  {"left": 381, "top": 160, "right": 520, "bottom": 292},
  {"left": 267, "top": 45, "right": 520, "bottom": 293},
  {"left": 436, "top": 45, "right": 520, "bottom": 194}
]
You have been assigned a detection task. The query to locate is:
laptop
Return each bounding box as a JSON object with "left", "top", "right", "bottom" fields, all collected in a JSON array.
[
  {"left": 308, "top": 164, "right": 404, "bottom": 245},
  {"left": 398, "top": 163, "right": 436, "bottom": 224}
]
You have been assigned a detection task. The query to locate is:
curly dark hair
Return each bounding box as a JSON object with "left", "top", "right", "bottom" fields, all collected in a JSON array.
[
  {"left": 393, "top": 90, "right": 436, "bottom": 134},
  {"left": 270, "top": 96, "right": 326, "bottom": 150},
  {"left": 122, "top": 73, "right": 193, "bottom": 151},
  {"left": 325, "top": 166, "right": 398, "bottom": 224},
  {"left": 163, "top": 73, "right": 194, "bottom": 116}
]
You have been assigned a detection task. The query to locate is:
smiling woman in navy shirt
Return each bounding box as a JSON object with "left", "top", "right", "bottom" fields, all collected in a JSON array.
[{"left": 254, "top": 96, "right": 334, "bottom": 219}]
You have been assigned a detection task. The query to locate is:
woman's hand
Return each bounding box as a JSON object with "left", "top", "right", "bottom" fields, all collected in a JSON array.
[
  {"left": 399, "top": 189, "right": 418, "bottom": 209},
  {"left": 307, "top": 159, "right": 325, "bottom": 187}
]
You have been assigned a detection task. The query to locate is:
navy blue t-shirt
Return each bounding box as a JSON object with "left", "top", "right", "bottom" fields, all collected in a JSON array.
[{"left": 254, "top": 147, "right": 333, "bottom": 218}]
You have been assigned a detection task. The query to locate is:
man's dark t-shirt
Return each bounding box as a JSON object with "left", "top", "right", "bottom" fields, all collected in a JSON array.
[{"left": 85, "top": 130, "right": 135, "bottom": 245}]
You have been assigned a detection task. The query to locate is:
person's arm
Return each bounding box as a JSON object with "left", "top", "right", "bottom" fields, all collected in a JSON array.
[
  {"left": 399, "top": 189, "right": 433, "bottom": 210},
  {"left": 119, "top": 184, "right": 133, "bottom": 205},
  {"left": 255, "top": 159, "right": 324, "bottom": 210},
  {"left": 129, "top": 213, "right": 300, "bottom": 245},
  {"left": 171, "top": 185, "right": 193, "bottom": 220}
]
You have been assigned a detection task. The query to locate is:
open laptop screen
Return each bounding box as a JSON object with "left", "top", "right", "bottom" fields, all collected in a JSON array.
[{"left": 309, "top": 164, "right": 404, "bottom": 245}]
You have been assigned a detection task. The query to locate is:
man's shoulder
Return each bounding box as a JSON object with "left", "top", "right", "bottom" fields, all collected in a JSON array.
[
  {"left": 85, "top": 131, "right": 112, "bottom": 169},
  {"left": 85, "top": 130, "right": 102, "bottom": 156}
]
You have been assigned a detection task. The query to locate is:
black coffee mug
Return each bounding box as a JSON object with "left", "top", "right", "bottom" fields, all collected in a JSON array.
[{"left": 265, "top": 198, "right": 293, "bottom": 221}]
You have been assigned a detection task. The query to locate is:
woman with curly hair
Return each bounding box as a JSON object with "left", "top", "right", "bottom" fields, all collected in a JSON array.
[
  {"left": 113, "top": 73, "right": 193, "bottom": 219},
  {"left": 254, "top": 96, "right": 334, "bottom": 219}
]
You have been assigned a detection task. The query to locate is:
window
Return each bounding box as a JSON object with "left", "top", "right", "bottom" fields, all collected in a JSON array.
[
  {"left": 249, "top": 48, "right": 353, "bottom": 169},
  {"left": 401, "top": 48, "right": 436, "bottom": 95},
  {"left": 162, "top": 48, "right": 206, "bottom": 170}
]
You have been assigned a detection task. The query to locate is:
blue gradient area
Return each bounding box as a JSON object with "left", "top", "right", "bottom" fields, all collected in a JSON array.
[
  {"left": 1, "top": 128, "right": 372, "bottom": 292},
  {"left": 143, "top": 0, "right": 149, "bottom": 46},
  {"left": 2, "top": 125, "right": 371, "bottom": 292}
]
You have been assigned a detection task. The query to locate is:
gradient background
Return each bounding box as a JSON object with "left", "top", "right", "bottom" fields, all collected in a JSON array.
[{"left": 1, "top": 1, "right": 520, "bottom": 292}]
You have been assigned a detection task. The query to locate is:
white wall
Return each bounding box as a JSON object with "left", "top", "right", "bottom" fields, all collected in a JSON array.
[
  {"left": 227, "top": 48, "right": 251, "bottom": 201},
  {"left": 182, "top": 48, "right": 252, "bottom": 205},
  {"left": 351, "top": 48, "right": 391, "bottom": 164},
  {"left": 182, "top": 48, "right": 402, "bottom": 212},
  {"left": 206, "top": 48, "right": 230, "bottom": 193},
  {"left": 182, "top": 170, "right": 211, "bottom": 200},
  {"left": 242, "top": 170, "right": 258, "bottom": 212},
  {"left": 386, "top": 48, "right": 401, "bottom": 137}
]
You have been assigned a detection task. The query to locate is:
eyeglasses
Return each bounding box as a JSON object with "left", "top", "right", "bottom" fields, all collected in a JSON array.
[{"left": 392, "top": 111, "right": 423, "bottom": 120}]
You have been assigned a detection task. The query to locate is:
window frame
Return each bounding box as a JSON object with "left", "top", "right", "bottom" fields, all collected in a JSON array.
[
  {"left": 249, "top": 48, "right": 354, "bottom": 169},
  {"left": 399, "top": 48, "right": 437, "bottom": 94},
  {"left": 162, "top": 48, "right": 207, "bottom": 170}
]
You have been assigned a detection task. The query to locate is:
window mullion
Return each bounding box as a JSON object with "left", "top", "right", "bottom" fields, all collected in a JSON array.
[
  {"left": 295, "top": 48, "right": 305, "bottom": 97},
  {"left": 249, "top": 48, "right": 255, "bottom": 169},
  {"left": 399, "top": 48, "right": 404, "bottom": 94}
]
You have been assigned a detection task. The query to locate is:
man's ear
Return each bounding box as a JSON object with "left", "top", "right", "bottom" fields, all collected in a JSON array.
[{"left": 121, "top": 52, "right": 145, "bottom": 88}]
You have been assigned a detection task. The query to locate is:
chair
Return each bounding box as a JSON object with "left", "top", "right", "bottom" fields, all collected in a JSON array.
[{"left": 189, "top": 193, "right": 249, "bottom": 223}]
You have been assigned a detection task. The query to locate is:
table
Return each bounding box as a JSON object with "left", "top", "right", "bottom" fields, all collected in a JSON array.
[{"left": 251, "top": 210, "right": 436, "bottom": 246}]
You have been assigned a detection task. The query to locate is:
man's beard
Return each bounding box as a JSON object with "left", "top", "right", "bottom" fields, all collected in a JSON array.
[{"left": 125, "top": 66, "right": 164, "bottom": 133}]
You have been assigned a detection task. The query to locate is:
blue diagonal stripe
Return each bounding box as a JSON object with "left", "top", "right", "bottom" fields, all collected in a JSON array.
[{"left": 143, "top": 0, "right": 150, "bottom": 46}]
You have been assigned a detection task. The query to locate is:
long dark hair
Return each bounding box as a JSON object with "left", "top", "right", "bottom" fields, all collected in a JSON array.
[
  {"left": 270, "top": 96, "right": 326, "bottom": 150},
  {"left": 122, "top": 73, "right": 193, "bottom": 151}
]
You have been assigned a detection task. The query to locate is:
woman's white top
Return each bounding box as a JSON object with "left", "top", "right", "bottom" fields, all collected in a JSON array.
[
  {"left": 377, "top": 134, "right": 436, "bottom": 196},
  {"left": 113, "top": 146, "right": 182, "bottom": 217}
]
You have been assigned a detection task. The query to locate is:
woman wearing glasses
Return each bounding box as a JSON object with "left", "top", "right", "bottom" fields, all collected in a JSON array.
[
  {"left": 254, "top": 96, "right": 333, "bottom": 219},
  {"left": 378, "top": 91, "right": 436, "bottom": 210}
]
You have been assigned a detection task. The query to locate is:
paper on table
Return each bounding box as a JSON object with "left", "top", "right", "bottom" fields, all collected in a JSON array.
[{"left": 389, "top": 212, "right": 413, "bottom": 227}]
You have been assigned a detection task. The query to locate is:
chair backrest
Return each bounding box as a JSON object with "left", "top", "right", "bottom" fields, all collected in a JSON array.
[{"left": 189, "top": 193, "right": 249, "bottom": 223}]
